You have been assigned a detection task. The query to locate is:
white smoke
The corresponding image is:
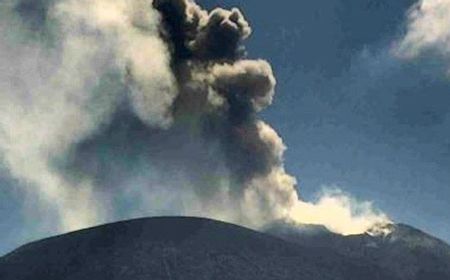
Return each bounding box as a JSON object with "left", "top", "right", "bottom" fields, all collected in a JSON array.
[
  {"left": 0, "top": 0, "right": 176, "bottom": 232},
  {"left": 0, "top": 0, "right": 391, "bottom": 237},
  {"left": 291, "top": 188, "right": 391, "bottom": 235},
  {"left": 396, "top": 0, "right": 450, "bottom": 61}
]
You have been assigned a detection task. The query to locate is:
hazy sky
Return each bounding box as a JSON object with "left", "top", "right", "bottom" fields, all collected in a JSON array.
[
  {"left": 0, "top": 0, "right": 449, "bottom": 255},
  {"left": 200, "top": 0, "right": 450, "bottom": 242}
]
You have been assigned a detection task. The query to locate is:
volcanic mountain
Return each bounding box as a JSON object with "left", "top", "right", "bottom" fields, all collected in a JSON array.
[
  {"left": 0, "top": 217, "right": 449, "bottom": 280},
  {"left": 265, "top": 222, "right": 450, "bottom": 280}
]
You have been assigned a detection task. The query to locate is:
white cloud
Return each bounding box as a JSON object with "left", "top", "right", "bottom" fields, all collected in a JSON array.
[{"left": 396, "top": 0, "right": 450, "bottom": 59}]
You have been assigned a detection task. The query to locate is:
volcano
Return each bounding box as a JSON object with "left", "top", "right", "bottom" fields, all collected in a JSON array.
[{"left": 1, "top": 217, "right": 449, "bottom": 280}]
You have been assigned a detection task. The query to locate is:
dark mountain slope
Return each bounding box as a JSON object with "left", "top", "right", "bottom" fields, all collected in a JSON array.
[
  {"left": 0, "top": 217, "right": 394, "bottom": 280},
  {"left": 266, "top": 222, "right": 450, "bottom": 280}
]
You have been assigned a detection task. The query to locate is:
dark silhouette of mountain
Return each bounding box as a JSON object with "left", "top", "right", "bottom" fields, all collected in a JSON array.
[
  {"left": 0, "top": 217, "right": 446, "bottom": 280},
  {"left": 0, "top": 217, "right": 396, "bottom": 280},
  {"left": 265, "top": 222, "right": 450, "bottom": 280}
]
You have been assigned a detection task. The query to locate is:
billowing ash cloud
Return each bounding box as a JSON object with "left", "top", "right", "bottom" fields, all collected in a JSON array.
[{"left": 0, "top": 0, "right": 390, "bottom": 236}]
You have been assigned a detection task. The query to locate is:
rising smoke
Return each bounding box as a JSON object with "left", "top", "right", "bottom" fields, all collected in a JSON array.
[{"left": 0, "top": 0, "right": 390, "bottom": 236}]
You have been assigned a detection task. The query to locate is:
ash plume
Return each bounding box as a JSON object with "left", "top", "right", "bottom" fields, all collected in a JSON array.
[{"left": 0, "top": 0, "right": 390, "bottom": 237}]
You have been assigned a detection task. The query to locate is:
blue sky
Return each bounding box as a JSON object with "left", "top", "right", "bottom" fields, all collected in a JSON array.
[
  {"left": 0, "top": 0, "right": 449, "bottom": 255},
  {"left": 200, "top": 0, "right": 450, "bottom": 242}
]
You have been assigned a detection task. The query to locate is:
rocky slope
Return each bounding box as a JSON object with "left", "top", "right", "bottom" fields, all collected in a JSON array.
[
  {"left": 265, "top": 222, "right": 450, "bottom": 280},
  {"left": 0, "top": 217, "right": 447, "bottom": 279}
]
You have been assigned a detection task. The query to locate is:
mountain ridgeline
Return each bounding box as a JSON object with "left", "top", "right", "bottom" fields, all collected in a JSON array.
[
  {"left": 0, "top": 217, "right": 449, "bottom": 280},
  {"left": 265, "top": 221, "right": 450, "bottom": 280}
]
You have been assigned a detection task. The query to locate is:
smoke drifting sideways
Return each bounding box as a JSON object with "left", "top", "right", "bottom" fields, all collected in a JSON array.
[{"left": 0, "top": 0, "right": 390, "bottom": 237}]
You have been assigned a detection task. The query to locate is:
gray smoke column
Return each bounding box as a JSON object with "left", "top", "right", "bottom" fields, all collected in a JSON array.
[{"left": 0, "top": 0, "right": 390, "bottom": 236}]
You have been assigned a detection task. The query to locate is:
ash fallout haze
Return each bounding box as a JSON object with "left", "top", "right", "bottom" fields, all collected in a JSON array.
[{"left": 0, "top": 0, "right": 449, "bottom": 255}]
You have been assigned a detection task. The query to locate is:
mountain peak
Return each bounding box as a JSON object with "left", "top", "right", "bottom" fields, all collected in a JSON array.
[{"left": 1, "top": 217, "right": 449, "bottom": 280}]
